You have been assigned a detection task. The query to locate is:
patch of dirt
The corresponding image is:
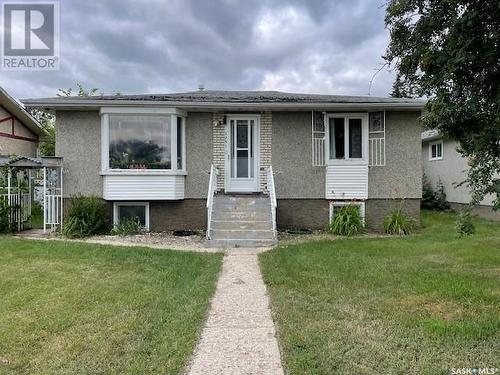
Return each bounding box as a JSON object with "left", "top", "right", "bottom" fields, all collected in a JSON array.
[
  {"left": 396, "top": 295, "right": 464, "bottom": 321},
  {"left": 87, "top": 232, "right": 215, "bottom": 252}
]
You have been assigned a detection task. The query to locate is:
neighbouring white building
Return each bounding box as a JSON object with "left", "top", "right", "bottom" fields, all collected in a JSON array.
[{"left": 422, "top": 130, "right": 499, "bottom": 221}]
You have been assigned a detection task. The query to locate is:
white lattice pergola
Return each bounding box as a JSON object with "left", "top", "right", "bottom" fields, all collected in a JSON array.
[{"left": 0, "top": 156, "right": 63, "bottom": 233}]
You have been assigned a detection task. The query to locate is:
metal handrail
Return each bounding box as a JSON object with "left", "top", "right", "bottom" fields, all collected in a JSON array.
[
  {"left": 206, "top": 165, "right": 218, "bottom": 239},
  {"left": 266, "top": 166, "right": 277, "bottom": 238}
]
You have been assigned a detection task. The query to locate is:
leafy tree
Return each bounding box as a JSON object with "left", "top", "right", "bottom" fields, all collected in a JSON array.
[
  {"left": 32, "top": 84, "right": 120, "bottom": 156},
  {"left": 384, "top": 0, "right": 500, "bottom": 209}
]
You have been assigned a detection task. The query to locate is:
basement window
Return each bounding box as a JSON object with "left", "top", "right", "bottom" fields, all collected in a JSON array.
[
  {"left": 113, "top": 202, "right": 150, "bottom": 231},
  {"left": 329, "top": 201, "right": 365, "bottom": 224}
]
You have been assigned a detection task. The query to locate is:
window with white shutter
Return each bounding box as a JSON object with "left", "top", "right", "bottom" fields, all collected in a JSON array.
[
  {"left": 368, "top": 111, "right": 385, "bottom": 166},
  {"left": 312, "top": 111, "right": 325, "bottom": 166}
]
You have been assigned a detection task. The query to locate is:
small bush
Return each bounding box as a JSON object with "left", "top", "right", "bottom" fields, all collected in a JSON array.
[
  {"left": 383, "top": 209, "right": 415, "bottom": 236},
  {"left": 455, "top": 208, "right": 475, "bottom": 237},
  {"left": 422, "top": 174, "right": 436, "bottom": 209},
  {"left": 111, "top": 217, "right": 144, "bottom": 236},
  {"left": 0, "top": 199, "right": 11, "bottom": 233},
  {"left": 422, "top": 174, "right": 450, "bottom": 210},
  {"left": 62, "top": 196, "right": 108, "bottom": 238},
  {"left": 329, "top": 204, "right": 364, "bottom": 236}
]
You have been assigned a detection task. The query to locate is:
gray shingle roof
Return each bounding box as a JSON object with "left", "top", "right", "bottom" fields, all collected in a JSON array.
[{"left": 25, "top": 90, "right": 424, "bottom": 105}]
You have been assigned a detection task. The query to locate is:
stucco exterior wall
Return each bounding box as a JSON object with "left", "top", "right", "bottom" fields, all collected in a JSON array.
[
  {"left": 185, "top": 112, "right": 212, "bottom": 198},
  {"left": 422, "top": 138, "right": 496, "bottom": 206},
  {"left": 0, "top": 105, "right": 38, "bottom": 157},
  {"left": 368, "top": 111, "right": 422, "bottom": 199},
  {"left": 272, "top": 111, "right": 325, "bottom": 198},
  {"left": 56, "top": 110, "right": 214, "bottom": 199},
  {"left": 56, "top": 110, "right": 102, "bottom": 197}
]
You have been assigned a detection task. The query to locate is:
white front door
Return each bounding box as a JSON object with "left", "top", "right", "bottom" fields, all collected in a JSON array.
[{"left": 225, "top": 115, "right": 260, "bottom": 193}]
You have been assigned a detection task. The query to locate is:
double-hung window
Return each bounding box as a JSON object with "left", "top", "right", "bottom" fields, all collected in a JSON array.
[
  {"left": 326, "top": 113, "right": 368, "bottom": 163},
  {"left": 429, "top": 140, "right": 443, "bottom": 161},
  {"left": 101, "top": 108, "right": 186, "bottom": 173}
]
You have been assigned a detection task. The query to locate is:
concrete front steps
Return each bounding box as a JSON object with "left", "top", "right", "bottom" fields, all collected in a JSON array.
[{"left": 206, "top": 194, "right": 277, "bottom": 248}]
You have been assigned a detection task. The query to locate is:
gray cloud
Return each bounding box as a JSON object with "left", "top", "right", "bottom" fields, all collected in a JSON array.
[{"left": 2, "top": 0, "right": 395, "bottom": 99}]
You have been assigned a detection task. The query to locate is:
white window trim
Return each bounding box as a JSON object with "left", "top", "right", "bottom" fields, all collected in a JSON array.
[
  {"left": 113, "top": 201, "right": 150, "bottom": 231},
  {"left": 311, "top": 111, "right": 326, "bottom": 167},
  {"left": 429, "top": 140, "right": 444, "bottom": 161},
  {"left": 100, "top": 108, "right": 186, "bottom": 175},
  {"left": 325, "top": 113, "right": 369, "bottom": 165},
  {"left": 329, "top": 201, "right": 366, "bottom": 225},
  {"left": 368, "top": 110, "right": 386, "bottom": 167}
]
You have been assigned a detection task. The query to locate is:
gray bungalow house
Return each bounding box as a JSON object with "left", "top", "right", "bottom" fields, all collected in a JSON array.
[{"left": 24, "top": 90, "right": 424, "bottom": 246}]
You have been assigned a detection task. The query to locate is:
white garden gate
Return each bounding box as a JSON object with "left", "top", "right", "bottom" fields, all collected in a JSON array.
[{"left": 0, "top": 156, "right": 63, "bottom": 233}]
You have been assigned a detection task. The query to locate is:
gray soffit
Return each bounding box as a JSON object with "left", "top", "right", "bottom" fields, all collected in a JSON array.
[{"left": 22, "top": 90, "right": 426, "bottom": 111}]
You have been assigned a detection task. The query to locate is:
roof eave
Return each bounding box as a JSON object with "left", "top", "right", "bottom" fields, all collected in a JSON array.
[
  {"left": 1, "top": 88, "right": 46, "bottom": 137},
  {"left": 22, "top": 99, "right": 426, "bottom": 111}
]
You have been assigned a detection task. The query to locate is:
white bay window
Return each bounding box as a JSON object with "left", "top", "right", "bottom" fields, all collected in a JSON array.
[
  {"left": 100, "top": 108, "right": 186, "bottom": 200},
  {"left": 101, "top": 107, "right": 186, "bottom": 174}
]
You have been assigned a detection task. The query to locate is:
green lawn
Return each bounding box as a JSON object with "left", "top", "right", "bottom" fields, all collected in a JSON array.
[
  {"left": 260, "top": 211, "right": 500, "bottom": 375},
  {"left": 0, "top": 239, "right": 223, "bottom": 375}
]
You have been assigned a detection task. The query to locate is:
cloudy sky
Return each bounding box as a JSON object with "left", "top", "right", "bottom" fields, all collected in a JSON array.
[{"left": 2, "top": 0, "right": 396, "bottom": 100}]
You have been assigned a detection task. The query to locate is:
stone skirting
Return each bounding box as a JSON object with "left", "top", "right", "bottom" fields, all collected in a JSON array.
[
  {"left": 364, "top": 199, "right": 421, "bottom": 231},
  {"left": 63, "top": 197, "right": 422, "bottom": 233},
  {"left": 276, "top": 198, "right": 421, "bottom": 231}
]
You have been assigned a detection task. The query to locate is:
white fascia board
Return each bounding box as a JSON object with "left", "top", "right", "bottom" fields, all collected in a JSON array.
[
  {"left": 100, "top": 107, "right": 187, "bottom": 116},
  {"left": 23, "top": 100, "right": 426, "bottom": 111}
]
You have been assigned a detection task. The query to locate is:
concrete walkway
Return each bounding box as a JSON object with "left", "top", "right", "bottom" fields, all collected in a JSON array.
[{"left": 186, "top": 248, "right": 284, "bottom": 375}]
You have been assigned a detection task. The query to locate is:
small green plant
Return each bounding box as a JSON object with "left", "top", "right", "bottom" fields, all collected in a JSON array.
[
  {"left": 111, "top": 217, "right": 144, "bottom": 236},
  {"left": 0, "top": 199, "right": 12, "bottom": 233},
  {"left": 383, "top": 209, "right": 415, "bottom": 236},
  {"left": 62, "top": 195, "right": 108, "bottom": 238},
  {"left": 329, "top": 204, "right": 364, "bottom": 236},
  {"left": 422, "top": 174, "right": 450, "bottom": 210},
  {"left": 455, "top": 208, "right": 475, "bottom": 237}
]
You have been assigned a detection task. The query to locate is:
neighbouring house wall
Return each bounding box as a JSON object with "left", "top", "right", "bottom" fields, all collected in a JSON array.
[
  {"left": 56, "top": 110, "right": 102, "bottom": 197},
  {"left": 0, "top": 105, "right": 38, "bottom": 157},
  {"left": 369, "top": 111, "right": 422, "bottom": 199},
  {"left": 422, "top": 138, "right": 496, "bottom": 206},
  {"left": 272, "top": 111, "right": 325, "bottom": 198},
  {"left": 185, "top": 112, "right": 212, "bottom": 198}
]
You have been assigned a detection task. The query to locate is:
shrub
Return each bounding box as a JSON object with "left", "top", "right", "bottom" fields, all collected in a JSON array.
[
  {"left": 62, "top": 196, "right": 108, "bottom": 238},
  {"left": 111, "top": 217, "right": 144, "bottom": 236},
  {"left": 455, "top": 208, "right": 475, "bottom": 237},
  {"left": 422, "top": 174, "right": 436, "bottom": 209},
  {"left": 383, "top": 209, "right": 415, "bottom": 236},
  {"left": 422, "top": 174, "right": 450, "bottom": 210},
  {"left": 329, "top": 204, "right": 364, "bottom": 236},
  {"left": 0, "top": 199, "right": 11, "bottom": 233}
]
